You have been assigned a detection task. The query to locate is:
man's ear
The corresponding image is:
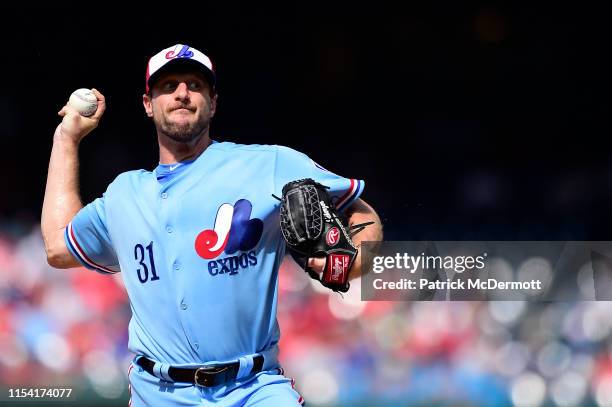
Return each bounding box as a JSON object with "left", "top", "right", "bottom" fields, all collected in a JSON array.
[{"left": 143, "top": 93, "right": 153, "bottom": 117}]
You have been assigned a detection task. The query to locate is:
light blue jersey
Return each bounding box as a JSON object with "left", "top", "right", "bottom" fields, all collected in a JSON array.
[{"left": 64, "top": 141, "right": 364, "bottom": 370}]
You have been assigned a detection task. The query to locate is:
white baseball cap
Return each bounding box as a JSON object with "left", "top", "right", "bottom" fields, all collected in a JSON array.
[{"left": 145, "top": 44, "right": 215, "bottom": 94}]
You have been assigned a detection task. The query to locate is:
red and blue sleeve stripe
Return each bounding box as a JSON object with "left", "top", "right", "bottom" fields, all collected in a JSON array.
[
  {"left": 64, "top": 222, "right": 119, "bottom": 275},
  {"left": 336, "top": 179, "right": 364, "bottom": 212}
]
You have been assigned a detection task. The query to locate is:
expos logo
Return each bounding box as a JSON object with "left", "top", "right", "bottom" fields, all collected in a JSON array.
[
  {"left": 194, "top": 199, "right": 263, "bottom": 260},
  {"left": 165, "top": 45, "right": 194, "bottom": 60}
]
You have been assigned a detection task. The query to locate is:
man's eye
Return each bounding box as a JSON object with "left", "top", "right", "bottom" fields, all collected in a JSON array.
[
  {"left": 188, "top": 81, "right": 202, "bottom": 91},
  {"left": 162, "top": 82, "right": 177, "bottom": 91}
]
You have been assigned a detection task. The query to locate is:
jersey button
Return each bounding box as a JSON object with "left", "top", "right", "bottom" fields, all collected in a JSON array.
[
  {"left": 166, "top": 226, "right": 173, "bottom": 233},
  {"left": 194, "top": 343, "right": 199, "bottom": 350},
  {"left": 161, "top": 192, "right": 168, "bottom": 199},
  {"left": 173, "top": 262, "right": 181, "bottom": 271},
  {"left": 180, "top": 302, "right": 188, "bottom": 310}
]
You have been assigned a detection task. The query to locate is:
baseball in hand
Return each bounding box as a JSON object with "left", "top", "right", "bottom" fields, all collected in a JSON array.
[{"left": 68, "top": 88, "right": 98, "bottom": 117}]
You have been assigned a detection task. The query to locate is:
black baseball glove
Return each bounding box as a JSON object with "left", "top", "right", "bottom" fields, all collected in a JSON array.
[{"left": 276, "top": 178, "right": 373, "bottom": 292}]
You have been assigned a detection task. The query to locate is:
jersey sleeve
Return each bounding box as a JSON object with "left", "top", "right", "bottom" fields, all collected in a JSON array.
[
  {"left": 274, "top": 145, "right": 365, "bottom": 211},
  {"left": 64, "top": 194, "right": 120, "bottom": 275}
]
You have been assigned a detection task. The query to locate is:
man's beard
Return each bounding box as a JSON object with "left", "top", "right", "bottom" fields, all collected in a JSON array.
[{"left": 157, "top": 111, "right": 210, "bottom": 144}]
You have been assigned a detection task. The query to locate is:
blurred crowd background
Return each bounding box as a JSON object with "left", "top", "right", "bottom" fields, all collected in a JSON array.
[
  {"left": 1, "top": 3, "right": 612, "bottom": 406},
  {"left": 2, "top": 229, "right": 612, "bottom": 406}
]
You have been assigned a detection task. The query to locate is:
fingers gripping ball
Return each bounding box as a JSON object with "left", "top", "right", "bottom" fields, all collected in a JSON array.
[{"left": 68, "top": 88, "right": 98, "bottom": 117}]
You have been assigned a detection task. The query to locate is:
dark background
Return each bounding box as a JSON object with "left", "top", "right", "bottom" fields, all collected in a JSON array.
[{"left": 1, "top": 4, "right": 610, "bottom": 240}]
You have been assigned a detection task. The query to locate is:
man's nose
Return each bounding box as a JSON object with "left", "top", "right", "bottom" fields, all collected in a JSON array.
[{"left": 174, "top": 82, "right": 189, "bottom": 100}]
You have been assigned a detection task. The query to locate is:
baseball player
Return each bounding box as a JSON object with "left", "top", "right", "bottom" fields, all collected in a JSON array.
[{"left": 41, "top": 44, "right": 383, "bottom": 406}]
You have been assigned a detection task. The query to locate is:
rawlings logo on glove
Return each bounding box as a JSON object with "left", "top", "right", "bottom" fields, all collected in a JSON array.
[{"left": 275, "top": 179, "right": 373, "bottom": 293}]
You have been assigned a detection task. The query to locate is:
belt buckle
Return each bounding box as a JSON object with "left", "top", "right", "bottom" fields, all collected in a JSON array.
[{"left": 194, "top": 365, "right": 229, "bottom": 387}]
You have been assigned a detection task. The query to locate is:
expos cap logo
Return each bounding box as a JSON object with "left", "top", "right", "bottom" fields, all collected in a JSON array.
[
  {"left": 165, "top": 45, "right": 194, "bottom": 60},
  {"left": 195, "top": 199, "right": 263, "bottom": 259}
]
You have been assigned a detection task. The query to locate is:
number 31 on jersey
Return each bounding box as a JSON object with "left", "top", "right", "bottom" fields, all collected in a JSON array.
[{"left": 134, "top": 242, "right": 160, "bottom": 283}]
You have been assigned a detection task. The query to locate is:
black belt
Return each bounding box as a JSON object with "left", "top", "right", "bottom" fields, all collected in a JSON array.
[{"left": 136, "top": 355, "right": 264, "bottom": 387}]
